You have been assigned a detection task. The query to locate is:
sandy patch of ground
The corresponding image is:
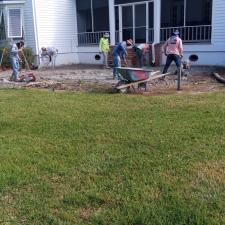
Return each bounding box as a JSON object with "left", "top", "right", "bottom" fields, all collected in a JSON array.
[{"left": 0, "top": 64, "right": 225, "bottom": 95}]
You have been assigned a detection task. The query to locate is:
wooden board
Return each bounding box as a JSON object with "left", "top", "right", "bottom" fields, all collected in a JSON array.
[
  {"left": 116, "top": 71, "right": 170, "bottom": 90},
  {"left": 117, "top": 67, "right": 154, "bottom": 72}
]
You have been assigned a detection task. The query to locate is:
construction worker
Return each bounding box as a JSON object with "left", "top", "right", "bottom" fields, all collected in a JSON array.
[
  {"left": 41, "top": 47, "right": 58, "bottom": 68},
  {"left": 112, "top": 39, "right": 133, "bottom": 79},
  {"left": 132, "top": 43, "right": 150, "bottom": 68},
  {"left": 10, "top": 41, "right": 24, "bottom": 81},
  {"left": 162, "top": 30, "right": 183, "bottom": 74},
  {"left": 99, "top": 32, "right": 110, "bottom": 69}
]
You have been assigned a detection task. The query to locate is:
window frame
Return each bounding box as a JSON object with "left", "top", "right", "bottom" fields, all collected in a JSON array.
[{"left": 7, "top": 7, "right": 23, "bottom": 38}]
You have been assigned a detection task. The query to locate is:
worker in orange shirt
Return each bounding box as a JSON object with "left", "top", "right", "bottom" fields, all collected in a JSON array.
[{"left": 162, "top": 30, "right": 183, "bottom": 74}]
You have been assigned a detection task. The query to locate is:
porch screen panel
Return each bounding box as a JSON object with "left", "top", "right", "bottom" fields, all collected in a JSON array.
[
  {"left": 148, "top": 2, "right": 154, "bottom": 42},
  {"left": 115, "top": 6, "right": 119, "bottom": 43},
  {"left": 8, "top": 9, "right": 22, "bottom": 38},
  {"left": 93, "top": 0, "right": 109, "bottom": 31},
  {"left": 122, "top": 6, "right": 133, "bottom": 41},
  {"left": 135, "top": 4, "right": 146, "bottom": 43},
  {"left": 161, "top": 0, "right": 184, "bottom": 27},
  {"left": 76, "top": 0, "right": 92, "bottom": 32},
  {"left": 186, "top": 0, "right": 212, "bottom": 26}
]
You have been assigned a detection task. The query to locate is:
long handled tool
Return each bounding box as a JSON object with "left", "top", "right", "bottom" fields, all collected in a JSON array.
[{"left": 20, "top": 49, "right": 35, "bottom": 82}]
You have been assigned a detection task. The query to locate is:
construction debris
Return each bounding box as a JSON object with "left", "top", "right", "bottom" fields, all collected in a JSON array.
[{"left": 0, "top": 65, "right": 224, "bottom": 95}]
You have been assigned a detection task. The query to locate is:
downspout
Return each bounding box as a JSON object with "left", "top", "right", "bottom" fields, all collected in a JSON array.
[
  {"left": 31, "top": 0, "right": 40, "bottom": 65},
  {"left": 152, "top": 0, "right": 161, "bottom": 65}
]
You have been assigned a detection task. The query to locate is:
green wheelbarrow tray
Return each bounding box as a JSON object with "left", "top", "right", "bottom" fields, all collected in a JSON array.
[{"left": 117, "top": 67, "right": 154, "bottom": 83}]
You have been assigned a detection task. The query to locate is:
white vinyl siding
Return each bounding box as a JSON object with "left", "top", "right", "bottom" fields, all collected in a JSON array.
[
  {"left": 211, "top": 0, "right": 225, "bottom": 46},
  {"left": 23, "top": 0, "right": 37, "bottom": 53},
  {"left": 8, "top": 8, "right": 22, "bottom": 37},
  {"left": 34, "top": 0, "right": 78, "bottom": 54}
]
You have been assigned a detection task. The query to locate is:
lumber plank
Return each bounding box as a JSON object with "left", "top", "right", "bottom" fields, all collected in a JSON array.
[{"left": 116, "top": 72, "right": 170, "bottom": 90}]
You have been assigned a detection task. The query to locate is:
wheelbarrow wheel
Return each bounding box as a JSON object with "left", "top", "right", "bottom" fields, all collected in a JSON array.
[
  {"left": 120, "top": 87, "right": 129, "bottom": 93},
  {"left": 115, "top": 80, "right": 129, "bottom": 93}
]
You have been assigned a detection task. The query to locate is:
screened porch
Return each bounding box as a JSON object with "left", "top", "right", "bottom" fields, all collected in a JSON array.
[{"left": 76, "top": 0, "right": 212, "bottom": 46}]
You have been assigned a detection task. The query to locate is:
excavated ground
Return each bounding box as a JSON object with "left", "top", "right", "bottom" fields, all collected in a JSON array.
[{"left": 0, "top": 64, "right": 225, "bottom": 95}]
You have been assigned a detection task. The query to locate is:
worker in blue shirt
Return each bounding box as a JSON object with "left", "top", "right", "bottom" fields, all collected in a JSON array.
[{"left": 112, "top": 39, "right": 133, "bottom": 79}]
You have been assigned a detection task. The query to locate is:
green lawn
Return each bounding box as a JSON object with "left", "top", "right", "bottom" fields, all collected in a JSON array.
[{"left": 0, "top": 89, "right": 225, "bottom": 225}]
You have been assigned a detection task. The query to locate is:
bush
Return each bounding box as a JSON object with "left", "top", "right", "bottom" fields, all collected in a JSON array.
[{"left": 0, "top": 47, "right": 34, "bottom": 69}]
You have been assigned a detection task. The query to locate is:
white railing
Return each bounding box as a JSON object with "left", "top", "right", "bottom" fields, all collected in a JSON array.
[
  {"left": 77, "top": 31, "right": 110, "bottom": 46},
  {"left": 77, "top": 26, "right": 211, "bottom": 45},
  {"left": 160, "top": 25, "right": 212, "bottom": 43}
]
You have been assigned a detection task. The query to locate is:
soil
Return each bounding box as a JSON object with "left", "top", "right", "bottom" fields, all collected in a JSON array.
[{"left": 0, "top": 64, "right": 225, "bottom": 96}]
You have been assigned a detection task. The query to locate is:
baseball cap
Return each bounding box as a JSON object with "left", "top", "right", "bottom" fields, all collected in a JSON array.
[
  {"left": 103, "top": 32, "right": 109, "bottom": 37},
  {"left": 173, "top": 30, "right": 179, "bottom": 36}
]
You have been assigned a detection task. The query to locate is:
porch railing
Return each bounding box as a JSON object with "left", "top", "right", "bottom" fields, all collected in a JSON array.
[
  {"left": 160, "top": 25, "right": 212, "bottom": 43},
  {"left": 77, "top": 31, "right": 110, "bottom": 46},
  {"left": 77, "top": 25, "right": 211, "bottom": 46}
]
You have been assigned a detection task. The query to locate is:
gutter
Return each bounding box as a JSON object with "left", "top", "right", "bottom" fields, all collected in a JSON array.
[
  {"left": 31, "top": 0, "right": 40, "bottom": 63},
  {"left": 0, "top": 1, "right": 25, "bottom": 4}
]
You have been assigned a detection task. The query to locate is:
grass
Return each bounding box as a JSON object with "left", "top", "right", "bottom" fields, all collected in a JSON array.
[{"left": 0, "top": 89, "right": 225, "bottom": 225}]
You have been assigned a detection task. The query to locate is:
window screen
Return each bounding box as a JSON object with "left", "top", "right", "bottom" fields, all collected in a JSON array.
[{"left": 8, "top": 8, "right": 22, "bottom": 38}]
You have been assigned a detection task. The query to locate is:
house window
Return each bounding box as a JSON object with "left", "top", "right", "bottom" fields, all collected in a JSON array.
[
  {"left": 161, "top": 0, "right": 212, "bottom": 27},
  {"left": 0, "top": 9, "right": 6, "bottom": 41},
  {"left": 8, "top": 8, "right": 22, "bottom": 38},
  {"left": 76, "top": 0, "right": 109, "bottom": 33}
]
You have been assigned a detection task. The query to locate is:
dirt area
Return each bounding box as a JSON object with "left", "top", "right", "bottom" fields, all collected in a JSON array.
[{"left": 0, "top": 64, "right": 225, "bottom": 95}]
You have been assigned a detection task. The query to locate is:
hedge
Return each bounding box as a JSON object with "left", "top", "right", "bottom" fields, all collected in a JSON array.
[{"left": 0, "top": 47, "right": 33, "bottom": 69}]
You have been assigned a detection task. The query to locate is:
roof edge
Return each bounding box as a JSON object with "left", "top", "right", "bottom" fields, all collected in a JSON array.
[{"left": 0, "top": 1, "right": 25, "bottom": 5}]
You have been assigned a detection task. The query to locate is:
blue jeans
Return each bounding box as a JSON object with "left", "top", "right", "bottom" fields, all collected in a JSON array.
[
  {"left": 135, "top": 48, "right": 144, "bottom": 68},
  {"left": 11, "top": 58, "right": 20, "bottom": 80},
  {"left": 113, "top": 54, "right": 121, "bottom": 79},
  {"left": 163, "top": 54, "right": 181, "bottom": 74}
]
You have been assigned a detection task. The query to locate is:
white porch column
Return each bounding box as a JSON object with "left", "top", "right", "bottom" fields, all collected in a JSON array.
[
  {"left": 154, "top": 0, "right": 161, "bottom": 43},
  {"left": 108, "top": 0, "right": 115, "bottom": 45}
]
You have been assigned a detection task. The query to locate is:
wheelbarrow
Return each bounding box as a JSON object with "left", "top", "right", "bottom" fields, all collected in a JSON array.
[{"left": 115, "top": 67, "right": 167, "bottom": 93}]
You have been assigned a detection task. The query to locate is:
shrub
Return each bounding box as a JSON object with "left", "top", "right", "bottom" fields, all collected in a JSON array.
[{"left": 0, "top": 47, "right": 34, "bottom": 69}]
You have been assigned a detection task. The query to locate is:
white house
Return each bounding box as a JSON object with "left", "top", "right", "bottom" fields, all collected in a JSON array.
[{"left": 0, "top": 0, "right": 225, "bottom": 66}]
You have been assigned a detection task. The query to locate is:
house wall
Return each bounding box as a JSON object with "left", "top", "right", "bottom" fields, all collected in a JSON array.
[
  {"left": 25, "top": 0, "right": 79, "bottom": 66},
  {"left": 23, "top": 0, "right": 37, "bottom": 53},
  {"left": 22, "top": 0, "right": 225, "bottom": 67}
]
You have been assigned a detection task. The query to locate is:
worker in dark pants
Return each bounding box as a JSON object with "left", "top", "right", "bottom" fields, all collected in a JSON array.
[
  {"left": 112, "top": 39, "right": 133, "bottom": 80},
  {"left": 132, "top": 43, "right": 149, "bottom": 68},
  {"left": 162, "top": 30, "right": 183, "bottom": 74}
]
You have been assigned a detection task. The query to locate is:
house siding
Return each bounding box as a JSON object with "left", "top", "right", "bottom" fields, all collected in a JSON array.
[
  {"left": 34, "top": 0, "right": 78, "bottom": 65},
  {"left": 211, "top": 0, "right": 225, "bottom": 47},
  {"left": 23, "top": 0, "right": 37, "bottom": 53}
]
